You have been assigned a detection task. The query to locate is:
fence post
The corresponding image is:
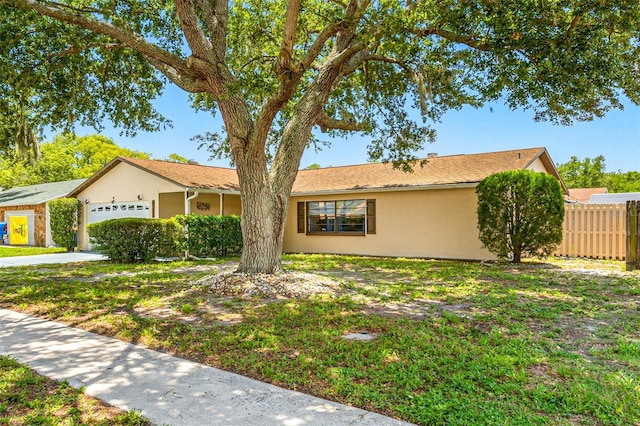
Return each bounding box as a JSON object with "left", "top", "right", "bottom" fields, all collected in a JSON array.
[{"left": 627, "top": 201, "right": 640, "bottom": 271}]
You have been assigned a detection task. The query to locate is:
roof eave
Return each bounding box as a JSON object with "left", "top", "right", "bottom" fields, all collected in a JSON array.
[{"left": 291, "top": 182, "right": 478, "bottom": 197}]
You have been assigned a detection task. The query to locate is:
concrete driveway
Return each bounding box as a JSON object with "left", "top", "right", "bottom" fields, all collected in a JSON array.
[{"left": 0, "top": 252, "right": 106, "bottom": 267}]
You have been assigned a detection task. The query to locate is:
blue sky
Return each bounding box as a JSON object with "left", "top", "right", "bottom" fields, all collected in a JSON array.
[{"left": 72, "top": 84, "right": 640, "bottom": 173}]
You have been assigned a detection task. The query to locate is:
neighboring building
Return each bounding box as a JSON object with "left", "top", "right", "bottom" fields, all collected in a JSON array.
[
  {"left": 565, "top": 187, "right": 608, "bottom": 203},
  {"left": 0, "top": 179, "right": 86, "bottom": 246},
  {"left": 70, "top": 147, "right": 565, "bottom": 260},
  {"left": 589, "top": 192, "right": 640, "bottom": 204}
]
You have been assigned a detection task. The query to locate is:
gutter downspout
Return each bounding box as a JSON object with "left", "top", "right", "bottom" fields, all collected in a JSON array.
[
  {"left": 185, "top": 188, "right": 200, "bottom": 215},
  {"left": 219, "top": 193, "right": 224, "bottom": 215},
  {"left": 184, "top": 189, "right": 200, "bottom": 259}
]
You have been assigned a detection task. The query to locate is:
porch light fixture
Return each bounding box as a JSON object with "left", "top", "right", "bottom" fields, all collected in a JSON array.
[
  {"left": 137, "top": 194, "right": 143, "bottom": 200},
  {"left": 112, "top": 197, "right": 115, "bottom": 204},
  {"left": 84, "top": 199, "right": 90, "bottom": 204}
]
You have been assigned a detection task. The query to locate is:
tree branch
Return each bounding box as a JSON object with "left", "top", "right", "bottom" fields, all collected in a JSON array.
[
  {"left": 316, "top": 113, "right": 364, "bottom": 132},
  {"left": 189, "top": 0, "right": 228, "bottom": 63},
  {"left": 300, "top": 21, "right": 347, "bottom": 70},
  {"left": 174, "top": 0, "right": 215, "bottom": 62},
  {"left": 9, "top": 0, "right": 207, "bottom": 92},
  {"left": 277, "top": 0, "right": 302, "bottom": 75}
]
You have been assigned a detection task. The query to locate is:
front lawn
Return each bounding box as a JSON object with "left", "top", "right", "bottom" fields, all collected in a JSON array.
[
  {"left": 0, "top": 255, "right": 638, "bottom": 425},
  {"left": 0, "top": 246, "right": 66, "bottom": 257},
  {"left": 0, "top": 355, "right": 150, "bottom": 425}
]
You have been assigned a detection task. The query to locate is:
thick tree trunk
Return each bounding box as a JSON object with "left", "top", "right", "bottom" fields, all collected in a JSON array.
[
  {"left": 236, "top": 186, "right": 288, "bottom": 274},
  {"left": 234, "top": 152, "right": 290, "bottom": 274}
]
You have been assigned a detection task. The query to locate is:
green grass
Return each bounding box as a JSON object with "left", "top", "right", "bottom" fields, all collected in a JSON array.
[
  {"left": 0, "top": 255, "right": 639, "bottom": 425},
  {"left": 0, "top": 355, "right": 150, "bottom": 425},
  {"left": 0, "top": 246, "right": 66, "bottom": 257}
]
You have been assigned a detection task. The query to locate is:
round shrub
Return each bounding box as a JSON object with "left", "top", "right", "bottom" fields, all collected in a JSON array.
[{"left": 476, "top": 170, "right": 564, "bottom": 263}]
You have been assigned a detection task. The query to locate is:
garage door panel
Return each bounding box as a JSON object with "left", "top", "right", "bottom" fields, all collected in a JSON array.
[{"left": 88, "top": 202, "right": 151, "bottom": 224}]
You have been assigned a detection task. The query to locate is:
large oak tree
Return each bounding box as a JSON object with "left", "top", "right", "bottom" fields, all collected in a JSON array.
[{"left": 2, "top": 0, "right": 638, "bottom": 273}]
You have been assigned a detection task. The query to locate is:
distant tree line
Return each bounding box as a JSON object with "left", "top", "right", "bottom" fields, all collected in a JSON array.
[
  {"left": 0, "top": 133, "right": 188, "bottom": 189},
  {"left": 557, "top": 155, "right": 640, "bottom": 193}
]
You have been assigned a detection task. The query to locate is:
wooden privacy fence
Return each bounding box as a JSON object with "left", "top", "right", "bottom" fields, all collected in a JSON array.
[
  {"left": 628, "top": 201, "right": 639, "bottom": 271},
  {"left": 555, "top": 204, "right": 627, "bottom": 260}
]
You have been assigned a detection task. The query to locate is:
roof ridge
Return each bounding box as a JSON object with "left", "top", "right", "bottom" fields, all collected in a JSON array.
[
  {"left": 299, "top": 147, "right": 544, "bottom": 172},
  {"left": 120, "top": 156, "right": 237, "bottom": 171}
]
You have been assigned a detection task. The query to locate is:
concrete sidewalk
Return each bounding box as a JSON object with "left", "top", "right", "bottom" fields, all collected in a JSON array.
[
  {"left": 0, "top": 252, "right": 106, "bottom": 267},
  {"left": 0, "top": 309, "right": 413, "bottom": 426}
]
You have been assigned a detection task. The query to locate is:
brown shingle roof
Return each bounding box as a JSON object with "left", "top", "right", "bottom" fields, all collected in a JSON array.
[
  {"left": 70, "top": 147, "right": 562, "bottom": 197},
  {"left": 69, "top": 157, "right": 240, "bottom": 197},
  {"left": 565, "top": 187, "right": 608, "bottom": 203},
  {"left": 292, "top": 147, "right": 555, "bottom": 194},
  {"left": 122, "top": 157, "right": 239, "bottom": 191}
]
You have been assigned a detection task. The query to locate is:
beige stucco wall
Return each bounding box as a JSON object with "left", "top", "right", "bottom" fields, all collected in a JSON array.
[
  {"left": 527, "top": 158, "right": 546, "bottom": 173},
  {"left": 283, "top": 186, "right": 495, "bottom": 261},
  {"left": 159, "top": 192, "right": 185, "bottom": 218},
  {"left": 221, "top": 194, "right": 242, "bottom": 215},
  {"left": 188, "top": 193, "right": 222, "bottom": 216},
  {"left": 160, "top": 193, "right": 242, "bottom": 217}
]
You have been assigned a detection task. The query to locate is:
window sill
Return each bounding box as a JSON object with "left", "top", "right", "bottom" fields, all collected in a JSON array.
[{"left": 305, "top": 232, "right": 366, "bottom": 236}]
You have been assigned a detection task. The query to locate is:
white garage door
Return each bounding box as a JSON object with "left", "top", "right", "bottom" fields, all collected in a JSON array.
[{"left": 88, "top": 201, "right": 151, "bottom": 225}]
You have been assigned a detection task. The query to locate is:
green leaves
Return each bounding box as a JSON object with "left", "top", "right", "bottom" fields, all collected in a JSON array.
[
  {"left": 88, "top": 217, "right": 183, "bottom": 262},
  {"left": 174, "top": 214, "right": 243, "bottom": 257},
  {"left": 558, "top": 155, "right": 640, "bottom": 192},
  {"left": 0, "top": 4, "right": 171, "bottom": 154},
  {"left": 0, "top": 133, "right": 149, "bottom": 189},
  {"left": 49, "top": 198, "right": 81, "bottom": 251},
  {"left": 476, "top": 170, "right": 565, "bottom": 263}
]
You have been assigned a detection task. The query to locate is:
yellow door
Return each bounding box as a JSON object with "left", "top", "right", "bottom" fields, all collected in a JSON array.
[{"left": 9, "top": 216, "right": 29, "bottom": 245}]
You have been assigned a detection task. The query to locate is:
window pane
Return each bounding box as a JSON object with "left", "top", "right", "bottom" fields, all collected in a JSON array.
[
  {"left": 337, "top": 215, "right": 364, "bottom": 232},
  {"left": 307, "top": 201, "right": 335, "bottom": 232},
  {"left": 336, "top": 200, "right": 365, "bottom": 233},
  {"left": 307, "top": 201, "right": 335, "bottom": 215}
]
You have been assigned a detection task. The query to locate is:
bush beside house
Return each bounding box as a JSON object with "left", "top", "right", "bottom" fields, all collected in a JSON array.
[
  {"left": 88, "top": 218, "right": 182, "bottom": 262},
  {"left": 49, "top": 198, "right": 81, "bottom": 251},
  {"left": 87, "top": 215, "right": 242, "bottom": 262},
  {"left": 476, "top": 170, "right": 564, "bottom": 263},
  {"left": 175, "top": 214, "right": 242, "bottom": 258}
]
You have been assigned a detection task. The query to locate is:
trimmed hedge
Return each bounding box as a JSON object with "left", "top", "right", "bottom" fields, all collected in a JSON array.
[
  {"left": 175, "top": 214, "right": 242, "bottom": 257},
  {"left": 49, "top": 198, "right": 81, "bottom": 251},
  {"left": 88, "top": 218, "right": 182, "bottom": 262}
]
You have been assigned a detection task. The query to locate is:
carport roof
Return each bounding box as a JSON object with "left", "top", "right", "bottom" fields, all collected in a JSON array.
[{"left": 0, "top": 179, "right": 87, "bottom": 208}]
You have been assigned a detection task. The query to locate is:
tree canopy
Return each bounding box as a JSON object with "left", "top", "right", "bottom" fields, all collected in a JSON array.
[
  {"left": 2, "top": 0, "right": 639, "bottom": 273},
  {"left": 0, "top": 133, "right": 149, "bottom": 189},
  {"left": 0, "top": 5, "right": 169, "bottom": 157}
]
